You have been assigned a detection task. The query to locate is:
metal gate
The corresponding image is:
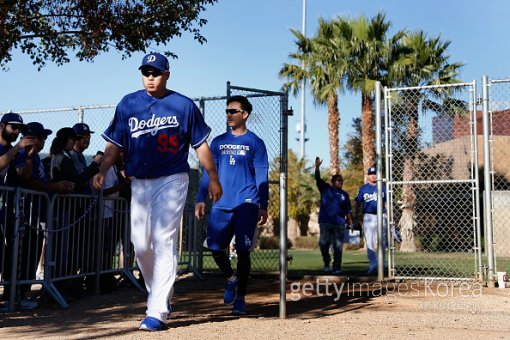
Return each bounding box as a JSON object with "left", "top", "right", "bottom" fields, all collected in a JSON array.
[
  {"left": 384, "top": 82, "right": 482, "bottom": 281},
  {"left": 485, "top": 76, "right": 510, "bottom": 282},
  {"left": 193, "top": 83, "right": 289, "bottom": 275}
]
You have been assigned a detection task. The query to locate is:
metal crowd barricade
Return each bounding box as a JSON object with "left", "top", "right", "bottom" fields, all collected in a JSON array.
[{"left": 0, "top": 186, "right": 140, "bottom": 311}]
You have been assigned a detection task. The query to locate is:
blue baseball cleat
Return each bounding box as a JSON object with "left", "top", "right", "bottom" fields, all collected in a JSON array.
[
  {"left": 232, "top": 296, "right": 246, "bottom": 315},
  {"left": 139, "top": 316, "right": 166, "bottom": 331},
  {"left": 223, "top": 276, "right": 238, "bottom": 305}
]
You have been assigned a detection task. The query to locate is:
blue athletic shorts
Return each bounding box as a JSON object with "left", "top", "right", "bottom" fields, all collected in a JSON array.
[{"left": 205, "top": 203, "right": 259, "bottom": 252}]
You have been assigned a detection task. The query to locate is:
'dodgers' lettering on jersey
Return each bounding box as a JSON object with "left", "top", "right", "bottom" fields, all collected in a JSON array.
[
  {"left": 363, "top": 192, "right": 378, "bottom": 202},
  {"left": 220, "top": 144, "right": 249, "bottom": 156},
  {"left": 129, "top": 114, "right": 179, "bottom": 138}
]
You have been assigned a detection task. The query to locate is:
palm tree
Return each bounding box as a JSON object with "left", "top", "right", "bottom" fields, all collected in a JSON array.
[
  {"left": 342, "top": 12, "right": 407, "bottom": 179},
  {"left": 389, "top": 31, "right": 464, "bottom": 252},
  {"left": 279, "top": 18, "right": 349, "bottom": 175}
]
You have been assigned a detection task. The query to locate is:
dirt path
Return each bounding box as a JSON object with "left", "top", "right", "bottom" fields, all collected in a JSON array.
[{"left": 1, "top": 275, "right": 510, "bottom": 339}]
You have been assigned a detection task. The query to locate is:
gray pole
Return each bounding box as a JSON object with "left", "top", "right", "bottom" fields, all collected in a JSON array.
[
  {"left": 482, "top": 75, "right": 495, "bottom": 286},
  {"left": 279, "top": 94, "right": 289, "bottom": 319},
  {"left": 78, "top": 107, "right": 84, "bottom": 123},
  {"left": 375, "top": 82, "right": 384, "bottom": 281},
  {"left": 384, "top": 86, "right": 394, "bottom": 280},
  {"left": 470, "top": 81, "right": 483, "bottom": 282},
  {"left": 299, "top": 0, "right": 307, "bottom": 159}
]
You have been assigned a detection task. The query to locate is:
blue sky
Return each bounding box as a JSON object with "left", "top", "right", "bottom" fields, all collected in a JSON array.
[{"left": 1, "top": 0, "right": 509, "bottom": 168}]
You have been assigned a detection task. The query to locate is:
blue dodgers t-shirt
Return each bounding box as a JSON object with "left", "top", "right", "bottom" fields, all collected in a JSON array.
[
  {"left": 102, "top": 89, "right": 211, "bottom": 178},
  {"left": 197, "top": 129, "right": 269, "bottom": 210},
  {"left": 17, "top": 150, "right": 48, "bottom": 182},
  {"left": 355, "top": 183, "right": 386, "bottom": 214},
  {"left": 316, "top": 178, "right": 352, "bottom": 225},
  {"left": 0, "top": 144, "right": 25, "bottom": 186}
]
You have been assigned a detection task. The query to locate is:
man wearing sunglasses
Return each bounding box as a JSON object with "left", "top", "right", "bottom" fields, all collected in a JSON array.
[
  {"left": 0, "top": 113, "right": 39, "bottom": 311},
  {"left": 195, "top": 95, "right": 269, "bottom": 316},
  {"left": 0, "top": 113, "right": 37, "bottom": 183},
  {"left": 93, "top": 52, "right": 222, "bottom": 332}
]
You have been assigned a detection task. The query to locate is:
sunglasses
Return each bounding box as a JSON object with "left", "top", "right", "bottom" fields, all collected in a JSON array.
[
  {"left": 141, "top": 68, "right": 164, "bottom": 78},
  {"left": 10, "top": 124, "right": 23, "bottom": 131},
  {"left": 225, "top": 108, "right": 244, "bottom": 115}
]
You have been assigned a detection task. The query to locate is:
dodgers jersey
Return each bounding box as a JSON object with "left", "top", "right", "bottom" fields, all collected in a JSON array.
[
  {"left": 197, "top": 129, "right": 269, "bottom": 210},
  {"left": 355, "top": 183, "right": 386, "bottom": 214},
  {"left": 316, "top": 178, "right": 352, "bottom": 225},
  {"left": 102, "top": 89, "right": 210, "bottom": 178}
]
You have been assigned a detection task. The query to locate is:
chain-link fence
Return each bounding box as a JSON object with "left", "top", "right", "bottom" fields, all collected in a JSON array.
[
  {"left": 384, "top": 82, "right": 481, "bottom": 280},
  {"left": 2, "top": 83, "right": 288, "bottom": 275},
  {"left": 195, "top": 84, "right": 288, "bottom": 274},
  {"left": 487, "top": 77, "right": 510, "bottom": 279}
]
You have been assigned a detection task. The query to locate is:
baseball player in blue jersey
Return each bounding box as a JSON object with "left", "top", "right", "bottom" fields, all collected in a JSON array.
[
  {"left": 195, "top": 95, "right": 269, "bottom": 316},
  {"left": 92, "top": 52, "right": 222, "bottom": 332},
  {"left": 315, "top": 157, "right": 353, "bottom": 274},
  {"left": 354, "top": 167, "right": 387, "bottom": 274}
]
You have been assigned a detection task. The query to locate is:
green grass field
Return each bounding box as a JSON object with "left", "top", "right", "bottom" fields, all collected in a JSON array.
[
  {"left": 188, "top": 248, "right": 509, "bottom": 279},
  {"left": 198, "top": 248, "right": 372, "bottom": 276}
]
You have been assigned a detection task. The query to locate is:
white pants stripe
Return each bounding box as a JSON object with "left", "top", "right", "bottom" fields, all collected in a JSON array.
[{"left": 130, "top": 172, "right": 189, "bottom": 321}]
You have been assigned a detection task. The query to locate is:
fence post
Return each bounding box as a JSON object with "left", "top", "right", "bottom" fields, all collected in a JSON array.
[
  {"left": 279, "top": 93, "right": 289, "bottom": 319},
  {"left": 78, "top": 107, "right": 84, "bottom": 123},
  {"left": 482, "top": 75, "right": 495, "bottom": 286},
  {"left": 7, "top": 188, "right": 22, "bottom": 312},
  {"left": 94, "top": 191, "right": 104, "bottom": 295},
  {"left": 470, "top": 81, "right": 484, "bottom": 282},
  {"left": 375, "top": 81, "right": 385, "bottom": 281}
]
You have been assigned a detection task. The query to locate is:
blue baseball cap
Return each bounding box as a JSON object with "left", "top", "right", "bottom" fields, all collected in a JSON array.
[
  {"left": 139, "top": 52, "right": 169, "bottom": 72},
  {"left": 56, "top": 127, "right": 77, "bottom": 140},
  {"left": 23, "top": 122, "right": 52, "bottom": 138},
  {"left": 72, "top": 123, "right": 94, "bottom": 136},
  {"left": 367, "top": 167, "right": 377, "bottom": 175},
  {"left": 1, "top": 112, "right": 24, "bottom": 125}
]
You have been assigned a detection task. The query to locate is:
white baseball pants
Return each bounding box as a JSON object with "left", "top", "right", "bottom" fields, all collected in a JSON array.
[
  {"left": 130, "top": 172, "right": 189, "bottom": 322},
  {"left": 363, "top": 213, "right": 387, "bottom": 271}
]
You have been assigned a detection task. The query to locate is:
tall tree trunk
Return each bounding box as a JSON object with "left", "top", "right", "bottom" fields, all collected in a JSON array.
[
  {"left": 298, "top": 215, "right": 311, "bottom": 236},
  {"left": 399, "top": 99, "right": 419, "bottom": 252},
  {"left": 327, "top": 94, "right": 340, "bottom": 175},
  {"left": 361, "top": 93, "right": 375, "bottom": 181}
]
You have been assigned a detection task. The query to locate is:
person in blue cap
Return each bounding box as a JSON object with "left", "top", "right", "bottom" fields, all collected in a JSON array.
[
  {"left": 70, "top": 122, "right": 101, "bottom": 195},
  {"left": 0, "top": 113, "right": 38, "bottom": 310},
  {"left": 13, "top": 122, "right": 75, "bottom": 309},
  {"left": 354, "top": 166, "right": 387, "bottom": 274},
  {"left": 0, "top": 112, "right": 37, "bottom": 182},
  {"left": 93, "top": 52, "right": 222, "bottom": 332}
]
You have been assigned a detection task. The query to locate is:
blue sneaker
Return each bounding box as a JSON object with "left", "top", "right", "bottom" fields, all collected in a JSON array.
[
  {"left": 232, "top": 296, "right": 246, "bottom": 315},
  {"left": 223, "top": 276, "right": 238, "bottom": 305},
  {"left": 139, "top": 316, "right": 165, "bottom": 331}
]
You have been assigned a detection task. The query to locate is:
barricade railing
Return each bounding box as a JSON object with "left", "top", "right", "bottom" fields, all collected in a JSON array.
[{"left": 0, "top": 186, "right": 140, "bottom": 311}]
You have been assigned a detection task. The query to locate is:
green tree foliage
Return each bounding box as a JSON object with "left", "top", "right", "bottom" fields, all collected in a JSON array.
[
  {"left": 287, "top": 151, "right": 318, "bottom": 235},
  {"left": 343, "top": 117, "right": 363, "bottom": 169},
  {"left": 0, "top": 0, "right": 217, "bottom": 70},
  {"left": 342, "top": 12, "right": 406, "bottom": 178},
  {"left": 279, "top": 19, "right": 348, "bottom": 175},
  {"left": 268, "top": 150, "right": 318, "bottom": 236}
]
